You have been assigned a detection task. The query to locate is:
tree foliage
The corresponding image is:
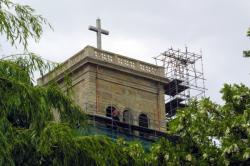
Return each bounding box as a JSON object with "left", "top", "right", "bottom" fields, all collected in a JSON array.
[
  {"left": 0, "top": 0, "right": 249, "bottom": 165},
  {"left": 0, "top": 53, "right": 86, "bottom": 165},
  {"left": 0, "top": 0, "right": 51, "bottom": 50},
  {"left": 243, "top": 28, "right": 250, "bottom": 57},
  {"left": 151, "top": 84, "right": 250, "bottom": 165},
  {"left": 2, "top": 56, "right": 247, "bottom": 166}
]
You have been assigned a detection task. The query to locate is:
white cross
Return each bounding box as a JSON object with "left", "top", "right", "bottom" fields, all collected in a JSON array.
[{"left": 88, "top": 18, "right": 109, "bottom": 50}]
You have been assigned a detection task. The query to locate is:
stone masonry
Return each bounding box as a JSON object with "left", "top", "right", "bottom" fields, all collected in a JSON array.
[{"left": 38, "top": 46, "right": 169, "bottom": 131}]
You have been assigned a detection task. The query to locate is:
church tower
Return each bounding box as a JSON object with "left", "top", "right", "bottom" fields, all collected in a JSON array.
[
  {"left": 38, "top": 19, "right": 174, "bottom": 140},
  {"left": 38, "top": 46, "right": 168, "bottom": 138}
]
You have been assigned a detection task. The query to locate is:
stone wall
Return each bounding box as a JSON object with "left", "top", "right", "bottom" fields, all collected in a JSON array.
[
  {"left": 66, "top": 64, "right": 166, "bottom": 131},
  {"left": 38, "top": 46, "right": 168, "bottom": 131}
]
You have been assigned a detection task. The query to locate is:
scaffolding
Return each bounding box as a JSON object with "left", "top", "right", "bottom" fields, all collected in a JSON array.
[
  {"left": 82, "top": 101, "right": 174, "bottom": 142},
  {"left": 153, "top": 47, "right": 206, "bottom": 119},
  {"left": 66, "top": 47, "right": 205, "bottom": 142},
  {"left": 79, "top": 47, "right": 206, "bottom": 142},
  {"left": 79, "top": 64, "right": 173, "bottom": 142}
]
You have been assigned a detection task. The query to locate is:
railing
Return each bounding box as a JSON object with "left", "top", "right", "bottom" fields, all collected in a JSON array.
[
  {"left": 93, "top": 47, "right": 164, "bottom": 76},
  {"left": 37, "top": 48, "right": 88, "bottom": 85},
  {"left": 83, "top": 101, "right": 167, "bottom": 132},
  {"left": 38, "top": 46, "right": 165, "bottom": 85}
]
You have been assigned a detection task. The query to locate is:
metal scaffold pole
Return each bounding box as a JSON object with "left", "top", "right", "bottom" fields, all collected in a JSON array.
[{"left": 153, "top": 46, "right": 206, "bottom": 119}]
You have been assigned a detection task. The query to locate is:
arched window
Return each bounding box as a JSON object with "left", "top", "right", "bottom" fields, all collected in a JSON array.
[
  {"left": 106, "top": 106, "right": 120, "bottom": 121},
  {"left": 139, "top": 113, "right": 149, "bottom": 128},
  {"left": 123, "top": 110, "right": 133, "bottom": 124}
]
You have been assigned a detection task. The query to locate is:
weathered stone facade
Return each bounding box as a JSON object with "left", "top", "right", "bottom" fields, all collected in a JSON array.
[{"left": 38, "top": 46, "right": 169, "bottom": 131}]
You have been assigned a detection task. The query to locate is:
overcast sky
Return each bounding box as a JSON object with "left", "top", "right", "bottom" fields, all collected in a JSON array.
[{"left": 3, "top": 0, "right": 250, "bottom": 103}]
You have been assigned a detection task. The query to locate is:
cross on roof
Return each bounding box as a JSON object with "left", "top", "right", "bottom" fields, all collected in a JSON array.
[{"left": 88, "top": 18, "right": 109, "bottom": 50}]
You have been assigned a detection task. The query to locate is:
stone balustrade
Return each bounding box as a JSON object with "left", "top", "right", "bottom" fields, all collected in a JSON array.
[
  {"left": 92, "top": 47, "right": 164, "bottom": 76},
  {"left": 38, "top": 46, "right": 165, "bottom": 85}
]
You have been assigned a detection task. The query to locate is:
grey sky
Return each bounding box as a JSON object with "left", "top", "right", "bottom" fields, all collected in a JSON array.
[{"left": 3, "top": 0, "right": 250, "bottom": 103}]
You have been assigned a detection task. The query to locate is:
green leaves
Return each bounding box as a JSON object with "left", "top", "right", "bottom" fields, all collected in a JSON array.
[
  {"left": 159, "top": 84, "right": 250, "bottom": 165},
  {"left": 0, "top": 52, "right": 86, "bottom": 165},
  {"left": 0, "top": 53, "right": 249, "bottom": 166},
  {"left": 38, "top": 122, "right": 75, "bottom": 162},
  {"left": 0, "top": 0, "right": 52, "bottom": 50},
  {"left": 243, "top": 28, "right": 250, "bottom": 57},
  {"left": 0, "top": 0, "right": 249, "bottom": 164},
  {"left": 0, "top": 131, "right": 14, "bottom": 165},
  {"left": 221, "top": 84, "right": 250, "bottom": 114},
  {"left": 243, "top": 50, "right": 250, "bottom": 57},
  {"left": 0, "top": 2, "right": 87, "bottom": 162}
]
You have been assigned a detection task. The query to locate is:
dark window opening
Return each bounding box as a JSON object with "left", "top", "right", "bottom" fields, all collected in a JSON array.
[
  {"left": 106, "top": 106, "right": 120, "bottom": 121},
  {"left": 139, "top": 113, "right": 149, "bottom": 137}
]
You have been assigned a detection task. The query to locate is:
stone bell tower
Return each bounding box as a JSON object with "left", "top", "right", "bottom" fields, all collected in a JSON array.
[
  {"left": 38, "top": 19, "right": 172, "bottom": 140},
  {"left": 38, "top": 46, "right": 169, "bottom": 133}
]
